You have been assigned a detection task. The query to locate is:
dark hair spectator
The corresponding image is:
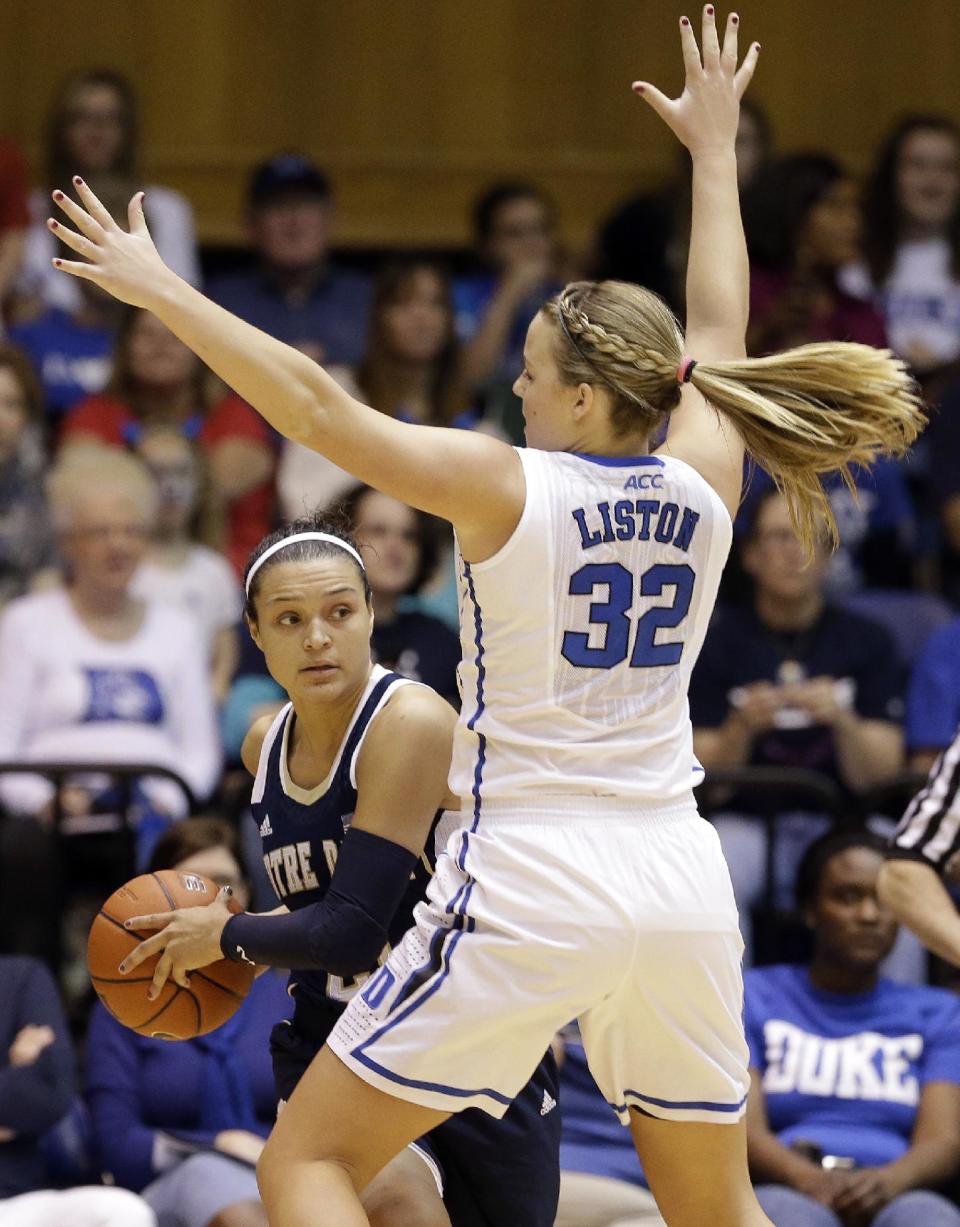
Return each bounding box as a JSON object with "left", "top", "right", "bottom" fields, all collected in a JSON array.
[
  {"left": 0, "top": 343, "right": 56, "bottom": 607},
  {"left": 131, "top": 426, "right": 241, "bottom": 704},
  {"left": 846, "top": 115, "right": 960, "bottom": 375},
  {"left": 278, "top": 258, "right": 470, "bottom": 520},
  {"left": 60, "top": 307, "right": 275, "bottom": 575},
  {"left": 207, "top": 151, "right": 371, "bottom": 367},
  {"left": 595, "top": 98, "right": 774, "bottom": 312},
  {"left": 691, "top": 489, "right": 906, "bottom": 964},
  {"left": 454, "top": 180, "right": 564, "bottom": 438},
  {"left": 744, "top": 153, "right": 887, "bottom": 355},
  {"left": 16, "top": 69, "right": 199, "bottom": 318},
  {"left": 86, "top": 817, "right": 288, "bottom": 1227},
  {"left": 745, "top": 828, "right": 960, "bottom": 1226},
  {"left": 0, "top": 955, "right": 156, "bottom": 1225}
]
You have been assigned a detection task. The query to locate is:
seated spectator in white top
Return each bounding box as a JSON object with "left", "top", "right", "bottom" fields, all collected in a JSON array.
[
  {"left": 15, "top": 70, "right": 199, "bottom": 318},
  {"left": 0, "top": 954, "right": 156, "bottom": 1227},
  {"left": 0, "top": 447, "right": 220, "bottom": 843},
  {"left": 132, "top": 426, "right": 241, "bottom": 703},
  {"left": 842, "top": 115, "right": 960, "bottom": 376}
]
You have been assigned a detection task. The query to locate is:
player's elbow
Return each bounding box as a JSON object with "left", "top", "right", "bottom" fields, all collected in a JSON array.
[{"left": 307, "top": 899, "right": 387, "bottom": 979}]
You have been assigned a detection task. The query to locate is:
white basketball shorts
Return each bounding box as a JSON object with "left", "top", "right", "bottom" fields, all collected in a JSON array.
[{"left": 328, "top": 797, "right": 749, "bottom": 1126}]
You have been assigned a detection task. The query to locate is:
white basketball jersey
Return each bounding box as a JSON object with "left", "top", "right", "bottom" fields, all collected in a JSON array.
[{"left": 448, "top": 447, "right": 732, "bottom": 805}]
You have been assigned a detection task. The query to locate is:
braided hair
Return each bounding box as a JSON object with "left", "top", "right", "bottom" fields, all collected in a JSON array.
[{"left": 543, "top": 280, "right": 924, "bottom": 553}]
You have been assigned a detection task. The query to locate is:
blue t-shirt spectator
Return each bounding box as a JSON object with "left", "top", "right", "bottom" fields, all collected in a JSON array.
[
  {"left": 905, "top": 619, "right": 960, "bottom": 754},
  {"left": 740, "top": 462, "right": 916, "bottom": 596},
  {"left": 745, "top": 963, "right": 960, "bottom": 1168},
  {"left": 453, "top": 272, "right": 562, "bottom": 384},
  {"left": 10, "top": 309, "right": 113, "bottom": 422}
]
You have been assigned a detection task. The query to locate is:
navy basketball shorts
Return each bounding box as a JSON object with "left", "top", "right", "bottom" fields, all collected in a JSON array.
[
  {"left": 329, "top": 798, "right": 750, "bottom": 1126},
  {"left": 270, "top": 995, "right": 561, "bottom": 1227}
]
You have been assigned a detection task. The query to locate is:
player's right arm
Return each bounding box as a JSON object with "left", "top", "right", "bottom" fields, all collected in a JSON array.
[
  {"left": 48, "top": 188, "right": 525, "bottom": 562},
  {"left": 640, "top": 7, "right": 759, "bottom": 517}
]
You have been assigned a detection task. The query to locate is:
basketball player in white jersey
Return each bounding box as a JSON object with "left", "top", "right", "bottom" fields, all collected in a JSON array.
[{"left": 50, "top": 9, "right": 923, "bottom": 1225}]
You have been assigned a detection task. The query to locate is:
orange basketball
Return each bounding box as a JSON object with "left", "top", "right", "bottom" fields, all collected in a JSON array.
[{"left": 87, "top": 869, "right": 255, "bottom": 1040}]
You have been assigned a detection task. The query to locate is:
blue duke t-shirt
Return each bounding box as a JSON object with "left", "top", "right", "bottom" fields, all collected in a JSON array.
[{"left": 745, "top": 965, "right": 960, "bottom": 1167}]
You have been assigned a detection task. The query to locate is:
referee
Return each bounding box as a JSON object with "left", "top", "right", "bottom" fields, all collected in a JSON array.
[{"left": 880, "top": 727, "right": 960, "bottom": 962}]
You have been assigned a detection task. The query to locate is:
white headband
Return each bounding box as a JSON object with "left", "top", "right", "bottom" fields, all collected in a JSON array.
[{"left": 245, "top": 532, "right": 366, "bottom": 596}]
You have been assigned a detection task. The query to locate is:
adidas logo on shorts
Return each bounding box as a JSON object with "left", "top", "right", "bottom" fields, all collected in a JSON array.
[
  {"left": 259, "top": 814, "right": 273, "bottom": 837},
  {"left": 540, "top": 1089, "right": 556, "bottom": 1116}
]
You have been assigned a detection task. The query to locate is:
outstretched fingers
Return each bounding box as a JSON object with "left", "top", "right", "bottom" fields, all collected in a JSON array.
[
  {"left": 127, "top": 191, "right": 148, "bottom": 236},
  {"left": 51, "top": 189, "right": 105, "bottom": 243},
  {"left": 631, "top": 79, "right": 675, "bottom": 123},
  {"left": 47, "top": 218, "right": 97, "bottom": 261},
  {"left": 720, "top": 11, "right": 740, "bottom": 72},
  {"left": 700, "top": 4, "right": 721, "bottom": 68},
  {"left": 678, "top": 15, "right": 703, "bottom": 77},
  {"left": 72, "top": 177, "right": 119, "bottom": 232},
  {"left": 734, "top": 39, "right": 761, "bottom": 97}
]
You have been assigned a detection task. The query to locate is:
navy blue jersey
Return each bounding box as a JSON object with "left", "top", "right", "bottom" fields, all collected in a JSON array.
[{"left": 250, "top": 665, "right": 437, "bottom": 1008}]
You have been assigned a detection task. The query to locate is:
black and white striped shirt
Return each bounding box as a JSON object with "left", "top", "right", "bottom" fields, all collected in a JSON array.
[{"left": 890, "top": 728, "right": 960, "bottom": 872}]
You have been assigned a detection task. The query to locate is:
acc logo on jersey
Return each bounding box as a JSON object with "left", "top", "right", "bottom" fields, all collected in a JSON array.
[{"left": 623, "top": 473, "right": 664, "bottom": 490}]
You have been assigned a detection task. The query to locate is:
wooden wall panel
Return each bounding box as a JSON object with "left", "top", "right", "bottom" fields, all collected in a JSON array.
[{"left": 0, "top": 1, "right": 957, "bottom": 250}]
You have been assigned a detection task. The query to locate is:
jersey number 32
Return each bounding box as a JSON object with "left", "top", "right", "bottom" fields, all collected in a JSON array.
[{"left": 561, "top": 562, "right": 694, "bottom": 669}]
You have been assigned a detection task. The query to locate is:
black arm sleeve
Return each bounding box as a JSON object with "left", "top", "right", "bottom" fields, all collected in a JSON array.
[{"left": 220, "top": 826, "right": 418, "bottom": 978}]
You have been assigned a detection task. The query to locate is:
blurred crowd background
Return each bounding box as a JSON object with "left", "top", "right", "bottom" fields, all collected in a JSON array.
[{"left": 2, "top": 3, "right": 960, "bottom": 1225}]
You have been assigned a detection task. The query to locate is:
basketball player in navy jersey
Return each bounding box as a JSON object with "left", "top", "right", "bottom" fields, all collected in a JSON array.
[
  {"left": 119, "top": 512, "right": 561, "bottom": 1227},
  {"left": 53, "top": 8, "right": 924, "bottom": 1226}
]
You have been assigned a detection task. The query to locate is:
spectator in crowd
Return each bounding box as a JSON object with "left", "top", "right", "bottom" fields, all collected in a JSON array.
[
  {"left": 132, "top": 426, "right": 241, "bottom": 704},
  {"left": 9, "top": 277, "right": 117, "bottom": 427},
  {"left": 0, "top": 954, "right": 156, "bottom": 1226},
  {"left": 0, "top": 343, "right": 56, "bottom": 607},
  {"left": 16, "top": 69, "right": 199, "bottom": 318},
  {"left": 207, "top": 152, "right": 370, "bottom": 366},
  {"left": 454, "top": 181, "right": 563, "bottom": 433},
  {"left": 60, "top": 307, "right": 275, "bottom": 574},
  {"left": 737, "top": 463, "right": 916, "bottom": 599},
  {"left": 343, "top": 483, "right": 461, "bottom": 703},
  {"left": 691, "top": 489, "right": 905, "bottom": 961},
  {"left": 904, "top": 614, "right": 960, "bottom": 773},
  {"left": 86, "top": 816, "right": 289, "bottom": 1227},
  {"left": 554, "top": 1025, "right": 666, "bottom": 1227},
  {"left": 0, "top": 448, "right": 220, "bottom": 848},
  {"left": 745, "top": 828, "right": 960, "bottom": 1227},
  {"left": 745, "top": 153, "right": 888, "bottom": 356},
  {"left": 0, "top": 136, "right": 30, "bottom": 314},
  {"left": 844, "top": 115, "right": 960, "bottom": 377},
  {"left": 278, "top": 257, "right": 469, "bottom": 520},
  {"left": 595, "top": 98, "right": 773, "bottom": 312}
]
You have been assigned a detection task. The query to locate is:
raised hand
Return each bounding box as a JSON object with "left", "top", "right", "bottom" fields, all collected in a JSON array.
[
  {"left": 48, "top": 178, "right": 175, "bottom": 310},
  {"left": 634, "top": 6, "right": 760, "bottom": 156}
]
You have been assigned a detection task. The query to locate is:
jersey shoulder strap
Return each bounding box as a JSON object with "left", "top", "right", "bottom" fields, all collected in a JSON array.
[
  {"left": 251, "top": 702, "right": 293, "bottom": 804},
  {"left": 344, "top": 671, "right": 420, "bottom": 790}
]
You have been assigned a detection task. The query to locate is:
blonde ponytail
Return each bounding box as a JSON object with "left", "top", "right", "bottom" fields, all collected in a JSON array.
[
  {"left": 685, "top": 343, "right": 924, "bottom": 549},
  {"left": 546, "top": 282, "right": 925, "bottom": 554}
]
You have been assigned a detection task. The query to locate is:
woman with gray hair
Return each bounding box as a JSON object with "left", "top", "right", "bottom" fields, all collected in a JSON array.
[{"left": 0, "top": 446, "right": 220, "bottom": 861}]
